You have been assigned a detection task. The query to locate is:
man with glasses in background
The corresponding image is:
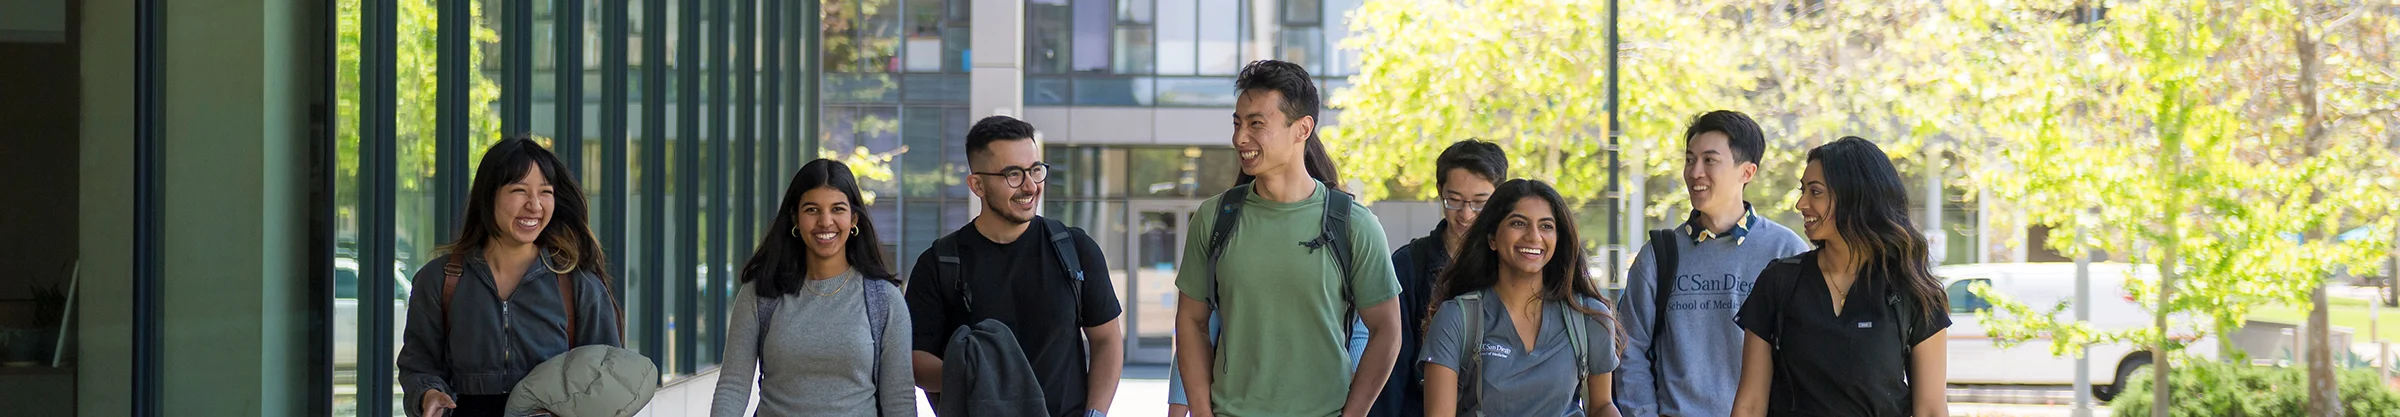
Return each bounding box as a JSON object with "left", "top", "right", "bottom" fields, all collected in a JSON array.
[
  {"left": 1368, "top": 139, "right": 1508, "bottom": 417},
  {"left": 909, "top": 115, "right": 1126, "bottom": 417}
]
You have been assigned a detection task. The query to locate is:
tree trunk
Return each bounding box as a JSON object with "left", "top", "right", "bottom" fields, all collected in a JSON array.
[
  {"left": 2310, "top": 285, "right": 2343, "bottom": 417},
  {"left": 2296, "top": 8, "right": 2343, "bottom": 416}
]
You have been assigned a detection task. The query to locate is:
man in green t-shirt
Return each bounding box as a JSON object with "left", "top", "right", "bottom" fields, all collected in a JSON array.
[{"left": 1174, "top": 59, "right": 1404, "bottom": 417}]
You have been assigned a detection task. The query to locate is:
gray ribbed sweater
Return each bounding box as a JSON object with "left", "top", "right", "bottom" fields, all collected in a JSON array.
[{"left": 710, "top": 270, "right": 916, "bottom": 416}]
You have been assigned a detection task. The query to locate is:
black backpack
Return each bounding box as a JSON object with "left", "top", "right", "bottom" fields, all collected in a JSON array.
[
  {"left": 931, "top": 216, "right": 1089, "bottom": 321},
  {"left": 1201, "top": 183, "right": 1359, "bottom": 375},
  {"left": 1641, "top": 229, "right": 1679, "bottom": 382},
  {"left": 921, "top": 217, "right": 1090, "bottom": 415}
]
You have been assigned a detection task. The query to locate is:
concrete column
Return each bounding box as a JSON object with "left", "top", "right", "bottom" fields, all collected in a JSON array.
[{"left": 970, "top": 0, "right": 1023, "bottom": 213}]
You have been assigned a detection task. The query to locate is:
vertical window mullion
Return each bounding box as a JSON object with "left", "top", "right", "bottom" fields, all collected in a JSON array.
[
  {"left": 707, "top": 0, "right": 733, "bottom": 367},
  {"left": 508, "top": 0, "right": 534, "bottom": 135},
  {"left": 737, "top": 0, "right": 757, "bottom": 259},
  {"left": 763, "top": 0, "right": 782, "bottom": 229},
  {"left": 357, "top": 0, "right": 401, "bottom": 415},
  {"left": 640, "top": 0, "right": 669, "bottom": 370},
  {"left": 676, "top": 0, "right": 702, "bottom": 376},
  {"left": 438, "top": 0, "right": 473, "bottom": 247},
  {"left": 559, "top": 0, "right": 586, "bottom": 172},
  {"left": 604, "top": 0, "right": 630, "bottom": 298}
]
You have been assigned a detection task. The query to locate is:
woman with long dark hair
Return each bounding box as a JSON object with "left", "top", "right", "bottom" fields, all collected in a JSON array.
[
  {"left": 398, "top": 136, "right": 622, "bottom": 417},
  {"left": 1731, "top": 137, "right": 1951, "bottom": 417},
  {"left": 710, "top": 158, "right": 913, "bottom": 416},
  {"left": 1419, "top": 179, "right": 1622, "bottom": 417}
]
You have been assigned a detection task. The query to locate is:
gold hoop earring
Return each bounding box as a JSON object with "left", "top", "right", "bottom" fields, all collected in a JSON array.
[
  {"left": 791, "top": 224, "right": 802, "bottom": 238},
  {"left": 850, "top": 226, "right": 859, "bottom": 236}
]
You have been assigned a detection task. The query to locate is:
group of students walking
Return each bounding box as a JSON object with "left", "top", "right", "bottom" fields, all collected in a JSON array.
[{"left": 393, "top": 59, "right": 1954, "bottom": 417}]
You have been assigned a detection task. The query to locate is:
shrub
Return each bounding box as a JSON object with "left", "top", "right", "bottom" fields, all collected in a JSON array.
[{"left": 2110, "top": 360, "right": 2400, "bottom": 417}]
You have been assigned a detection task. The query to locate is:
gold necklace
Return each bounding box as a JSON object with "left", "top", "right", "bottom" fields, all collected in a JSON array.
[{"left": 806, "top": 273, "right": 854, "bottom": 297}]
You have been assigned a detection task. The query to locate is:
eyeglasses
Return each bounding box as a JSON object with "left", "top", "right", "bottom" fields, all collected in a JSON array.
[
  {"left": 1441, "top": 198, "right": 1487, "bottom": 213},
  {"left": 972, "top": 163, "right": 1051, "bottom": 189}
]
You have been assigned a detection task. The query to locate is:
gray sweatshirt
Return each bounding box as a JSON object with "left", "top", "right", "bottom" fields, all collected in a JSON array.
[
  {"left": 1613, "top": 213, "right": 1809, "bottom": 417},
  {"left": 711, "top": 270, "right": 916, "bottom": 416}
]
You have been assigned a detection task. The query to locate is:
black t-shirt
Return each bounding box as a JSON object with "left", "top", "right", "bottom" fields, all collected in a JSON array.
[
  {"left": 1734, "top": 250, "right": 1950, "bottom": 417},
  {"left": 906, "top": 218, "right": 1123, "bottom": 417}
]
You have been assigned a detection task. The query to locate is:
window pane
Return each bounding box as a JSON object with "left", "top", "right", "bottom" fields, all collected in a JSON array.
[
  {"left": 901, "top": 73, "right": 971, "bottom": 104},
  {"left": 1073, "top": 76, "right": 1152, "bottom": 106},
  {"left": 1028, "top": 0, "right": 1073, "bottom": 74},
  {"left": 1278, "top": 26, "right": 1320, "bottom": 74},
  {"left": 1324, "top": 0, "right": 1360, "bottom": 75},
  {"left": 1283, "top": 0, "right": 1319, "bottom": 23},
  {"left": 1119, "top": 0, "right": 1153, "bottom": 23},
  {"left": 1045, "top": 145, "right": 1128, "bottom": 199},
  {"left": 1196, "top": 0, "right": 1239, "bottom": 75},
  {"left": 1155, "top": 0, "right": 1197, "bottom": 75},
  {"left": 1072, "top": 0, "right": 1113, "bottom": 73},
  {"left": 331, "top": 0, "right": 365, "bottom": 408},
  {"left": 1027, "top": 75, "right": 1073, "bottom": 106},
  {"left": 1114, "top": 26, "right": 1154, "bottom": 74},
  {"left": 1155, "top": 77, "right": 1236, "bottom": 107},
  {"left": 825, "top": 0, "right": 900, "bottom": 73},
  {"left": 1127, "top": 147, "right": 1239, "bottom": 198}
]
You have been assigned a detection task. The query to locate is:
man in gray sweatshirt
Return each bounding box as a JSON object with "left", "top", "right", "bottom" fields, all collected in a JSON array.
[{"left": 1614, "top": 110, "right": 1811, "bottom": 417}]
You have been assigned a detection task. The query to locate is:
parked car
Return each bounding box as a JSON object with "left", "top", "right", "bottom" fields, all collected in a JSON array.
[
  {"left": 334, "top": 257, "right": 410, "bottom": 370},
  {"left": 1939, "top": 262, "right": 2218, "bottom": 402}
]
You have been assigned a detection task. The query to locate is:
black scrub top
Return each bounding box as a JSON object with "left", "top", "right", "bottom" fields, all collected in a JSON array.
[{"left": 1734, "top": 251, "right": 1950, "bottom": 417}]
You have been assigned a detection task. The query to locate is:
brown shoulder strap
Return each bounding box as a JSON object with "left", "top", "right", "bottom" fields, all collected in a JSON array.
[
  {"left": 558, "top": 269, "right": 578, "bottom": 347},
  {"left": 442, "top": 253, "right": 463, "bottom": 336}
]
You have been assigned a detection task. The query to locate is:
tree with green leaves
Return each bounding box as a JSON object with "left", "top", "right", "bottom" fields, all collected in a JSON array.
[{"left": 1964, "top": 1, "right": 2397, "bottom": 414}]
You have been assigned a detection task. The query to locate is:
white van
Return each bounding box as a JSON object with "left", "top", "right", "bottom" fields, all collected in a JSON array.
[{"left": 1937, "top": 263, "right": 2218, "bottom": 401}]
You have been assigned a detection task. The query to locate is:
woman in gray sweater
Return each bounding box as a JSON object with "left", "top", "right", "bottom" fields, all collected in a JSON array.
[{"left": 712, "top": 159, "right": 916, "bottom": 416}]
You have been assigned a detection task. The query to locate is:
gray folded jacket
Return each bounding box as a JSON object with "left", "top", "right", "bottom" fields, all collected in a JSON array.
[{"left": 507, "top": 345, "right": 660, "bottom": 417}]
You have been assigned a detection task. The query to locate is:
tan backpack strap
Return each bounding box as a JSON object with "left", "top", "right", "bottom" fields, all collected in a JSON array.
[
  {"left": 559, "top": 270, "right": 578, "bottom": 347},
  {"left": 442, "top": 253, "right": 463, "bottom": 336}
]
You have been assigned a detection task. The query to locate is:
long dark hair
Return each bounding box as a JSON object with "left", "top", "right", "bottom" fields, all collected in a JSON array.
[
  {"left": 741, "top": 158, "right": 896, "bottom": 298},
  {"left": 1806, "top": 137, "right": 1946, "bottom": 321},
  {"left": 1428, "top": 179, "right": 1620, "bottom": 351},
  {"left": 437, "top": 136, "right": 610, "bottom": 285}
]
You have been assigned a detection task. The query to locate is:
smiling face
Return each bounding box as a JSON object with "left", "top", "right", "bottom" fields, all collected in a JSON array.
[
  {"left": 1439, "top": 168, "right": 1498, "bottom": 235},
  {"left": 1232, "top": 89, "right": 1312, "bottom": 178},
  {"left": 969, "top": 137, "right": 1044, "bottom": 224},
  {"left": 1796, "top": 160, "right": 1837, "bottom": 242},
  {"left": 491, "top": 162, "right": 555, "bottom": 246},
  {"left": 1685, "top": 131, "right": 1757, "bottom": 215},
  {"left": 794, "top": 186, "right": 856, "bottom": 260},
  {"left": 1487, "top": 197, "right": 1559, "bottom": 277}
]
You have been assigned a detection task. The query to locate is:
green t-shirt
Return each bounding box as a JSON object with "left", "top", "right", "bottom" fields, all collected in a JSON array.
[{"left": 1175, "top": 182, "right": 1402, "bottom": 417}]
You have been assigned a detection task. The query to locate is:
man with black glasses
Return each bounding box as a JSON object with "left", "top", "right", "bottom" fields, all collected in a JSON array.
[{"left": 909, "top": 115, "right": 1126, "bottom": 417}]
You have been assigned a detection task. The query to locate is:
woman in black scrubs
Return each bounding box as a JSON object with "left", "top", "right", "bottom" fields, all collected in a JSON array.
[{"left": 1731, "top": 137, "right": 1951, "bottom": 417}]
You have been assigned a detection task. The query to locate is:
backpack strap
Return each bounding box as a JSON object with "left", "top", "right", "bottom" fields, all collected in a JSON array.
[
  {"left": 558, "top": 267, "right": 578, "bottom": 347},
  {"left": 754, "top": 294, "right": 781, "bottom": 360},
  {"left": 442, "top": 253, "right": 463, "bottom": 340},
  {"left": 1204, "top": 184, "right": 1251, "bottom": 315},
  {"left": 1321, "top": 189, "right": 1359, "bottom": 349},
  {"left": 1889, "top": 288, "right": 1915, "bottom": 383},
  {"left": 865, "top": 278, "right": 892, "bottom": 415},
  {"left": 1769, "top": 257, "right": 1804, "bottom": 412},
  {"left": 1565, "top": 300, "right": 1591, "bottom": 411},
  {"left": 1042, "top": 217, "right": 1087, "bottom": 325},
  {"left": 1457, "top": 291, "right": 1485, "bottom": 416},
  {"left": 1201, "top": 184, "right": 1251, "bottom": 376},
  {"left": 933, "top": 231, "right": 969, "bottom": 315},
  {"left": 1643, "top": 229, "right": 1678, "bottom": 382}
]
